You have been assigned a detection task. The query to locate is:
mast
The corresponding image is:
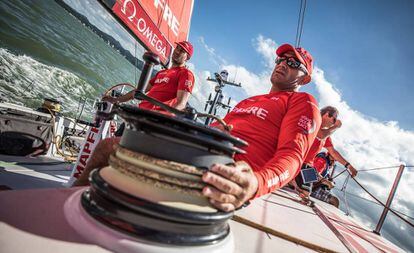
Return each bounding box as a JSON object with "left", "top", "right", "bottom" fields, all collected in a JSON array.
[{"left": 204, "top": 70, "right": 242, "bottom": 125}]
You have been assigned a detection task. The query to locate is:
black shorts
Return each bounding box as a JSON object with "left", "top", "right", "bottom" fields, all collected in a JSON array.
[{"left": 311, "top": 187, "right": 333, "bottom": 203}]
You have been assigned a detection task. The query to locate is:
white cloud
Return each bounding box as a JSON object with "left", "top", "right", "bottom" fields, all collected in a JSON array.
[
  {"left": 189, "top": 35, "right": 276, "bottom": 113},
  {"left": 189, "top": 37, "right": 272, "bottom": 115},
  {"left": 312, "top": 68, "right": 414, "bottom": 234},
  {"left": 253, "top": 34, "right": 278, "bottom": 69},
  {"left": 198, "top": 37, "right": 227, "bottom": 67}
]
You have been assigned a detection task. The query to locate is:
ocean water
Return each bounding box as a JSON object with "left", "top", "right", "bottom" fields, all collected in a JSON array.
[{"left": 0, "top": 0, "right": 140, "bottom": 120}]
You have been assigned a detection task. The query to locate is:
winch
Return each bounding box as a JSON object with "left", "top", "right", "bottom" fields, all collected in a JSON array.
[{"left": 69, "top": 51, "right": 247, "bottom": 250}]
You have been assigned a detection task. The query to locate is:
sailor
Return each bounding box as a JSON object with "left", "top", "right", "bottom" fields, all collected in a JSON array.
[
  {"left": 310, "top": 151, "right": 340, "bottom": 207},
  {"left": 103, "top": 40, "right": 195, "bottom": 112},
  {"left": 75, "top": 43, "right": 321, "bottom": 213},
  {"left": 313, "top": 151, "right": 335, "bottom": 179},
  {"left": 292, "top": 106, "right": 358, "bottom": 194},
  {"left": 72, "top": 41, "right": 195, "bottom": 186},
  {"left": 202, "top": 43, "right": 322, "bottom": 211}
]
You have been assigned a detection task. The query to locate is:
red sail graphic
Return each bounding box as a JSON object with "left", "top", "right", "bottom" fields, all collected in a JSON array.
[{"left": 111, "top": 0, "right": 193, "bottom": 65}]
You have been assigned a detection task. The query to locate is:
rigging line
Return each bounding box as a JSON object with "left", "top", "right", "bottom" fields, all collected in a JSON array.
[
  {"left": 337, "top": 190, "right": 414, "bottom": 221},
  {"left": 333, "top": 165, "right": 404, "bottom": 179},
  {"left": 358, "top": 165, "right": 401, "bottom": 171},
  {"left": 342, "top": 170, "right": 414, "bottom": 228},
  {"left": 297, "top": 0, "right": 307, "bottom": 47},
  {"left": 332, "top": 168, "right": 347, "bottom": 179},
  {"left": 358, "top": 167, "right": 401, "bottom": 172},
  {"left": 74, "top": 98, "right": 87, "bottom": 132},
  {"left": 294, "top": 0, "right": 303, "bottom": 47},
  {"left": 342, "top": 175, "right": 351, "bottom": 216}
]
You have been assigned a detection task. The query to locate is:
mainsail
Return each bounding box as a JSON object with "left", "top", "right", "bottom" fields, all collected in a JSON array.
[{"left": 57, "top": 0, "right": 194, "bottom": 66}]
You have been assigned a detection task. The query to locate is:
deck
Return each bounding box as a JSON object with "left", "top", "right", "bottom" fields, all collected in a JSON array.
[{"left": 0, "top": 154, "right": 404, "bottom": 253}]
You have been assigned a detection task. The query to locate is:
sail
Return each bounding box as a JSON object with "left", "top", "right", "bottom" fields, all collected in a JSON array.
[{"left": 101, "top": 0, "right": 194, "bottom": 65}]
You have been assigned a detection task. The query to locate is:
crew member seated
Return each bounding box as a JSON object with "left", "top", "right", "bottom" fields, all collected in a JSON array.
[{"left": 310, "top": 152, "right": 339, "bottom": 207}]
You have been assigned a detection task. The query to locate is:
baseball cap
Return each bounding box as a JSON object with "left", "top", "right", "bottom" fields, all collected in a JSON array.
[
  {"left": 175, "top": 41, "right": 193, "bottom": 59},
  {"left": 276, "top": 44, "right": 313, "bottom": 84}
]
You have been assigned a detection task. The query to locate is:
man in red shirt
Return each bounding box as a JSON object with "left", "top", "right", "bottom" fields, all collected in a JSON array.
[
  {"left": 310, "top": 151, "right": 339, "bottom": 207},
  {"left": 72, "top": 41, "right": 195, "bottom": 186},
  {"left": 293, "top": 106, "right": 357, "bottom": 191},
  {"left": 313, "top": 151, "right": 335, "bottom": 178},
  {"left": 304, "top": 106, "right": 357, "bottom": 177},
  {"left": 201, "top": 44, "right": 322, "bottom": 211},
  {"left": 105, "top": 40, "right": 195, "bottom": 111}
]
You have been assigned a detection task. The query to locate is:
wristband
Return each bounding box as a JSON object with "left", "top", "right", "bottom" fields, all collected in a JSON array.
[{"left": 344, "top": 162, "right": 350, "bottom": 169}]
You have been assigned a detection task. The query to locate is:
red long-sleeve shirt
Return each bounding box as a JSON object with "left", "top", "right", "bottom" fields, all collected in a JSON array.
[
  {"left": 213, "top": 91, "right": 321, "bottom": 197},
  {"left": 139, "top": 66, "right": 195, "bottom": 111},
  {"left": 303, "top": 136, "right": 333, "bottom": 166}
]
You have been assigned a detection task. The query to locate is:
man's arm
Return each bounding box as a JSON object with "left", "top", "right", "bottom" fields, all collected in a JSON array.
[
  {"left": 318, "top": 120, "right": 342, "bottom": 139},
  {"left": 173, "top": 69, "right": 194, "bottom": 110},
  {"left": 325, "top": 146, "right": 358, "bottom": 177},
  {"left": 102, "top": 90, "right": 135, "bottom": 104},
  {"left": 172, "top": 90, "right": 191, "bottom": 110},
  {"left": 72, "top": 137, "right": 121, "bottom": 186}
]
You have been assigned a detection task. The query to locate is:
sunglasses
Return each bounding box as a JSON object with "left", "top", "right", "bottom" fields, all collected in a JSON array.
[
  {"left": 275, "top": 57, "right": 308, "bottom": 74},
  {"left": 328, "top": 112, "right": 337, "bottom": 123}
]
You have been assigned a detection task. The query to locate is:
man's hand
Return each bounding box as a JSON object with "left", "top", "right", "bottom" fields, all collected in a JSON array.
[
  {"left": 213, "top": 123, "right": 233, "bottom": 133},
  {"left": 320, "top": 178, "right": 335, "bottom": 189},
  {"left": 348, "top": 164, "right": 358, "bottom": 177},
  {"left": 102, "top": 95, "right": 119, "bottom": 104},
  {"left": 202, "top": 161, "right": 258, "bottom": 212},
  {"left": 334, "top": 119, "right": 342, "bottom": 128},
  {"left": 288, "top": 180, "right": 310, "bottom": 199},
  {"left": 102, "top": 90, "right": 135, "bottom": 104}
]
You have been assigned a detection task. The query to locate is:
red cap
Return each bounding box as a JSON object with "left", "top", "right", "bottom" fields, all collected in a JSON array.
[
  {"left": 276, "top": 44, "right": 313, "bottom": 84},
  {"left": 175, "top": 41, "right": 193, "bottom": 59}
]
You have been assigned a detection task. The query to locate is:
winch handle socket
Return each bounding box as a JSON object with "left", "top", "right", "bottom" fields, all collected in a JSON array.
[{"left": 135, "top": 52, "right": 160, "bottom": 95}]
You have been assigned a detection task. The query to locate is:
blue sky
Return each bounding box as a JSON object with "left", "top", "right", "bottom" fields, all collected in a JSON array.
[{"left": 188, "top": 0, "right": 414, "bottom": 131}]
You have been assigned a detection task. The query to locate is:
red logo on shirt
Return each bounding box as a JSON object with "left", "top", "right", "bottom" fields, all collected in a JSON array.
[
  {"left": 232, "top": 106, "right": 269, "bottom": 120},
  {"left": 154, "top": 77, "right": 170, "bottom": 84},
  {"left": 298, "top": 115, "right": 316, "bottom": 134},
  {"left": 185, "top": 80, "right": 193, "bottom": 87}
]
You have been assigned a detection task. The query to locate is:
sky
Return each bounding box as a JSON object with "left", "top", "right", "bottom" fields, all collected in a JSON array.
[
  {"left": 188, "top": 0, "right": 414, "bottom": 131},
  {"left": 182, "top": 0, "right": 414, "bottom": 250}
]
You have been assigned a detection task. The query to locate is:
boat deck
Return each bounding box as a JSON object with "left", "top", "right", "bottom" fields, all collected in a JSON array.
[
  {"left": 0, "top": 155, "right": 404, "bottom": 253},
  {"left": 0, "top": 154, "right": 72, "bottom": 190}
]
